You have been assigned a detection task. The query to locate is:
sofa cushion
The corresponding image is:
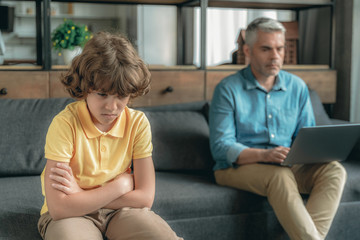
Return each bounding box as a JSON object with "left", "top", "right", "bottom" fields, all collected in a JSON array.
[
  {"left": 137, "top": 102, "right": 214, "bottom": 171},
  {"left": 0, "top": 176, "right": 42, "bottom": 239},
  {"left": 341, "top": 160, "right": 360, "bottom": 202},
  {"left": 1, "top": 167, "right": 360, "bottom": 240},
  {"left": 152, "top": 161, "right": 360, "bottom": 221},
  {"left": 152, "top": 172, "right": 272, "bottom": 221},
  {"left": 0, "top": 98, "right": 74, "bottom": 177},
  {"left": 144, "top": 110, "right": 214, "bottom": 171},
  {"left": 0, "top": 173, "right": 274, "bottom": 240}
]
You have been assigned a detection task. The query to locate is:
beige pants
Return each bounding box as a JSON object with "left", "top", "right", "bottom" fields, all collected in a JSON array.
[
  {"left": 215, "top": 161, "right": 347, "bottom": 240},
  {"left": 38, "top": 207, "right": 183, "bottom": 240}
]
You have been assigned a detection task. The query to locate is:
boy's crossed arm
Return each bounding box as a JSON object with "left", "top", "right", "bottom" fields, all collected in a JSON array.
[
  {"left": 45, "top": 157, "right": 154, "bottom": 220},
  {"left": 103, "top": 156, "right": 155, "bottom": 210}
]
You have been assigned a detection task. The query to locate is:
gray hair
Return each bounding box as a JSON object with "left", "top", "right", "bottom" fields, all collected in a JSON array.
[{"left": 245, "top": 17, "right": 286, "bottom": 47}]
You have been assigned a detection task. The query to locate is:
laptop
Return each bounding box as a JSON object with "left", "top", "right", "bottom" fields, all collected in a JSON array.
[{"left": 281, "top": 124, "right": 360, "bottom": 166}]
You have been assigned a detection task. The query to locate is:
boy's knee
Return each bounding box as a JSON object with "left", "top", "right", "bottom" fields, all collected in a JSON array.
[
  {"left": 45, "top": 217, "right": 102, "bottom": 240},
  {"left": 107, "top": 208, "right": 181, "bottom": 240}
]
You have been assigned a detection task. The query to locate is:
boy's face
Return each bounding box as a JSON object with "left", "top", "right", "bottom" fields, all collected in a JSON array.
[{"left": 86, "top": 91, "right": 130, "bottom": 132}]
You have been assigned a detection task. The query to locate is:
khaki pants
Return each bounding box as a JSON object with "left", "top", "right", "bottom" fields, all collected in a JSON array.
[
  {"left": 215, "top": 161, "right": 347, "bottom": 240},
  {"left": 38, "top": 207, "right": 183, "bottom": 240}
]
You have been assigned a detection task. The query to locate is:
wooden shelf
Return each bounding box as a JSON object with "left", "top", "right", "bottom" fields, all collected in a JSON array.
[
  {"left": 24, "top": 0, "right": 333, "bottom": 9},
  {"left": 205, "top": 65, "right": 336, "bottom": 104},
  {"left": 16, "top": 13, "right": 117, "bottom": 20},
  {"left": 207, "top": 64, "right": 331, "bottom": 71},
  {"left": 0, "top": 65, "right": 42, "bottom": 70},
  {"left": 202, "top": 0, "right": 333, "bottom": 9},
  {"left": 0, "top": 66, "right": 336, "bottom": 104},
  {"left": 51, "top": 64, "right": 199, "bottom": 71},
  {"left": 51, "top": 0, "right": 189, "bottom": 5},
  {"left": 32, "top": 64, "right": 334, "bottom": 71},
  {"left": 0, "top": 64, "right": 331, "bottom": 71}
]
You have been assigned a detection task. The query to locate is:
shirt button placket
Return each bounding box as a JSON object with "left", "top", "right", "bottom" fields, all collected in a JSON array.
[
  {"left": 99, "top": 136, "right": 106, "bottom": 168},
  {"left": 100, "top": 135, "right": 109, "bottom": 169},
  {"left": 266, "top": 93, "right": 275, "bottom": 142},
  {"left": 101, "top": 145, "right": 106, "bottom": 152}
]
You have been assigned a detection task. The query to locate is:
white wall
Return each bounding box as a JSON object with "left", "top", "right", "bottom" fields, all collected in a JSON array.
[
  {"left": 193, "top": 8, "right": 294, "bottom": 67},
  {"left": 137, "top": 5, "right": 177, "bottom": 66}
]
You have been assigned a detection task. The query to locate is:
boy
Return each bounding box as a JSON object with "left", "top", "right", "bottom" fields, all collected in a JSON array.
[{"left": 38, "top": 32, "right": 182, "bottom": 240}]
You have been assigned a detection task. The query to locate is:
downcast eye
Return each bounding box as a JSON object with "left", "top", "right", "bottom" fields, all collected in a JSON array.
[{"left": 97, "top": 93, "right": 108, "bottom": 97}]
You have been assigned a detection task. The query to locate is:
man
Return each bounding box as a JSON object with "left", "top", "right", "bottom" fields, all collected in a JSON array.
[{"left": 209, "top": 17, "right": 346, "bottom": 240}]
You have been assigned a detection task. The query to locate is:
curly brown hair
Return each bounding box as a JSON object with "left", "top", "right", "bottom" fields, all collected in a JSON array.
[{"left": 61, "top": 32, "right": 151, "bottom": 99}]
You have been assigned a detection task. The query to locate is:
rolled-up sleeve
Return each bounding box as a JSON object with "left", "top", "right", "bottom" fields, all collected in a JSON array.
[{"left": 209, "top": 81, "right": 249, "bottom": 170}]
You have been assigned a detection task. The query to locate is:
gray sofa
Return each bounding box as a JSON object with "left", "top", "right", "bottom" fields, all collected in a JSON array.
[{"left": 0, "top": 90, "right": 359, "bottom": 240}]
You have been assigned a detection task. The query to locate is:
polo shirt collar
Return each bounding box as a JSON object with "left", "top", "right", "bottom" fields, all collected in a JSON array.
[
  {"left": 77, "top": 100, "right": 126, "bottom": 139},
  {"left": 243, "top": 65, "right": 287, "bottom": 92}
]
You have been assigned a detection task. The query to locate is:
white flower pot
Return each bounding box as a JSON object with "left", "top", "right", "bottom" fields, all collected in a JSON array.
[{"left": 62, "top": 46, "right": 82, "bottom": 65}]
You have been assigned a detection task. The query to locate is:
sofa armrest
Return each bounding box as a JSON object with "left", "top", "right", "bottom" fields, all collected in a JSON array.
[
  {"left": 309, "top": 89, "right": 333, "bottom": 125},
  {"left": 328, "top": 118, "right": 360, "bottom": 161},
  {"left": 347, "top": 139, "right": 360, "bottom": 162},
  {"left": 330, "top": 119, "right": 350, "bottom": 125}
]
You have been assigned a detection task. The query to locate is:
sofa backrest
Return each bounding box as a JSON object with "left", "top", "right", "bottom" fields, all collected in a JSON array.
[
  {"left": 137, "top": 101, "right": 214, "bottom": 172},
  {"left": 0, "top": 90, "right": 330, "bottom": 177},
  {"left": 0, "top": 98, "right": 213, "bottom": 177},
  {"left": 0, "top": 98, "right": 75, "bottom": 177}
]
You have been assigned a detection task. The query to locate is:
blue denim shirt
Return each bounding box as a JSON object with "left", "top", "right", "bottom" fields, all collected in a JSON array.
[{"left": 209, "top": 65, "right": 315, "bottom": 171}]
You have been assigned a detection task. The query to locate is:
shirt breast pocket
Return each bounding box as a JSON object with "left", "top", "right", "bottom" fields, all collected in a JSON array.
[
  {"left": 277, "top": 108, "right": 297, "bottom": 136},
  {"left": 236, "top": 111, "right": 266, "bottom": 139}
]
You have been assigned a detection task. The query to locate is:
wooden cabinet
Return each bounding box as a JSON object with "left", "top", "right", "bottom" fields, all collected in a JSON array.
[
  {"left": 0, "top": 71, "right": 49, "bottom": 99},
  {"left": 289, "top": 70, "right": 336, "bottom": 103},
  {"left": 49, "top": 71, "right": 68, "bottom": 98},
  {"left": 48, "top": 69, "right": 205, "bottom": 106},
  {"left": 206, "top": 66, "right": 336, "bottom": 103},
  {"left": 0, "top": 65, "right": 336, "bottom": 105},
  {"left": 131, "top": 70, "right": 205, "bottom": 107}
]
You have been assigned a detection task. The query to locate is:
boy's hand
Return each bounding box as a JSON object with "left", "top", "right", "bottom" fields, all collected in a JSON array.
[{"left": 50, "top": 163, "right": 84, "bottom": 195}]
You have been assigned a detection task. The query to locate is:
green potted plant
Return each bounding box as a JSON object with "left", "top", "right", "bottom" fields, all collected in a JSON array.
[{"left": 51, "top": 19, "right": 92, "bottom": 64}]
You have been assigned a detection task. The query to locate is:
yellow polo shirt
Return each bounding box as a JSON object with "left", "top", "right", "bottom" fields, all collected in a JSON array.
[{"left": 40, "top": 100, "right": 152, "bottom": 215}]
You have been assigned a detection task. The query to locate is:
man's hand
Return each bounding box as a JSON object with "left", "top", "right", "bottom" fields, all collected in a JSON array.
[
  {"left": 261, "top": 146, "right": 290, "bottom": 164},
  {"left": 236, "top": 146, "right": 290, "bottom": 165},
  {"left": 49, "top": 163, "right": 83, "bottom": 195}
]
